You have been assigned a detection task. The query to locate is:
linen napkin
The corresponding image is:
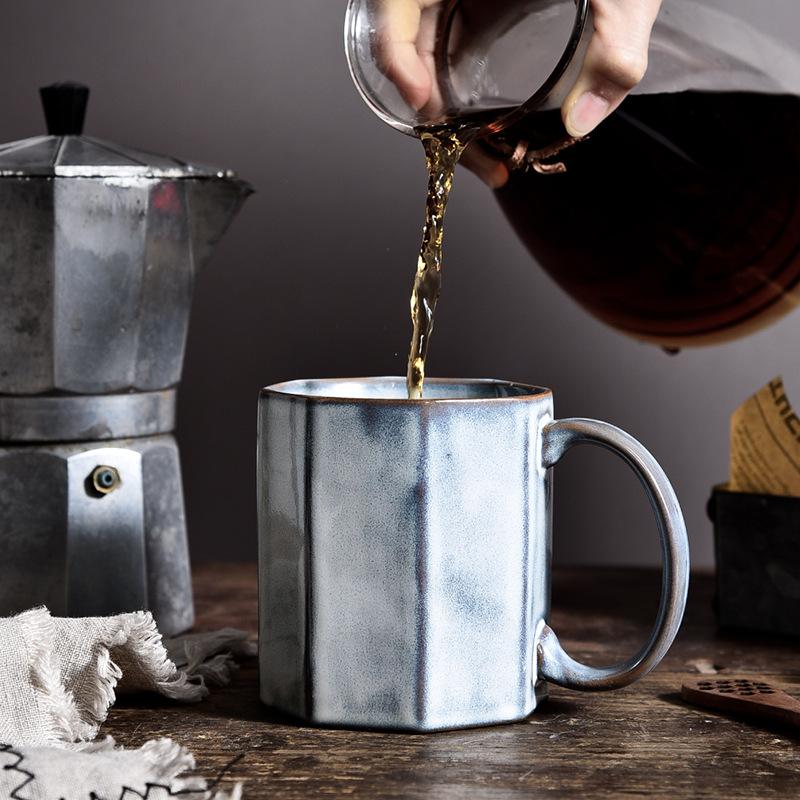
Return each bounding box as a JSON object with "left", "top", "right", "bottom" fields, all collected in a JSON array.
[{"left": 0, "top": 607, "right": 255, "bottom": 799}]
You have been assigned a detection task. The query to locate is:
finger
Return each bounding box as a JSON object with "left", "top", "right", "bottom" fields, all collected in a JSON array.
[
  {"left": 415, "top": 4, "right": 446, "bottom": 116},
  {"left": 563, "top": 0, "right": 661, "bottom": 137},
  {"left": 460, "top": 144, "right": 509, "bottom": 189},
  {"left": 375, "top": 0, "right": 439, "bottom": 111}
]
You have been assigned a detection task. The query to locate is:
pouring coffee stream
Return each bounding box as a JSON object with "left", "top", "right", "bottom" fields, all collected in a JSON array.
[
  {"left": 406, "top": 130, "right": 466, "bottom": 399},
  {"left": 406, "top": 116, "right": 576, "bottom": 398}
]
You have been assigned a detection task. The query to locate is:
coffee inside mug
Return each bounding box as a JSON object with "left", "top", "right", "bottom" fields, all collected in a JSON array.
[{"left": 267, "top": 376, "right": 548, "bottom": 401}]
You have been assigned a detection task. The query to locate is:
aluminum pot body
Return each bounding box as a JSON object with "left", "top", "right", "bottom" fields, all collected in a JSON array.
[
  {"left": 0, "top": 175, "right": 248, "bottom": 396},
  {"left": 0, "top": 434, "right": 193, "bottom": 636},
  {"left": 0, "top": 89, "right": 252, "bottom": 637},
  {"left": 258, "top": 377, "right": 552, "bottom": 731}
]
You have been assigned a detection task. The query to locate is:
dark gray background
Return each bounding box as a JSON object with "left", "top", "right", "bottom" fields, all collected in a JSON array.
[{"left": 3, "top": 1, "right": 797, "bottom": 567}]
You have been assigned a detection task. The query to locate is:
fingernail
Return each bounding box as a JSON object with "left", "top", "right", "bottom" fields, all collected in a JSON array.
[{"left": 567, "top": 91, "right": 610, "bottom": 136}]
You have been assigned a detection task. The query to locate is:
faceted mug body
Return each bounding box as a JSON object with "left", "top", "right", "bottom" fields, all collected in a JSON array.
[{"left": 258, "top": 378, "right": 553, "bottom": 731}]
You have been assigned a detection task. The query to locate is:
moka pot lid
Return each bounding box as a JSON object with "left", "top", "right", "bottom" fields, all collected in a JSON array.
[{"left": 0, "top": 82, "right": 238, "bottom": 179}]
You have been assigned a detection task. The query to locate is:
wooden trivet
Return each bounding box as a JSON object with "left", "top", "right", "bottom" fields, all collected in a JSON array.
[{"left": 682, "top": 677, "right": 800, "bottom": 728}]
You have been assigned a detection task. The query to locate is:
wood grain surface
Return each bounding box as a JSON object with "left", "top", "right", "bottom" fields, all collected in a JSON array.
[{"left": 104, "top": 565, "right": 800, "bottom": 798}]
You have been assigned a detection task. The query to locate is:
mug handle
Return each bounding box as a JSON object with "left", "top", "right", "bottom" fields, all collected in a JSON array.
[{"left": 538, "top": 418, "right": 690, "bottom": 690}]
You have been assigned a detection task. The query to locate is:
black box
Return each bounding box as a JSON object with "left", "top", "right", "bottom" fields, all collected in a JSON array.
[{"left": 709, "top": 485, "right": 800, "bottom": 637}]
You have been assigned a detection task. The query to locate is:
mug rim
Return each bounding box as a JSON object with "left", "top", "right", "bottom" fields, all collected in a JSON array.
[{"left": 261, "top": 376, "right": 552, "bottom": 404}]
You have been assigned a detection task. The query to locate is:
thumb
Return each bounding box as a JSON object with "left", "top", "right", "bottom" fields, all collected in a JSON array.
[{"left": 563, "top": 0, "right": 661, "bottom": 137}]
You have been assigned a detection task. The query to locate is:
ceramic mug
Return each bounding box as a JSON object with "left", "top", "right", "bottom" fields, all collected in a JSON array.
[{"left": 257, "top": 377, "right": 689, "bottom": 731}]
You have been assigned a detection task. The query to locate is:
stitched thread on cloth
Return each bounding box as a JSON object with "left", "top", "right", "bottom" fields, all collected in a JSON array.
[{"left": 0, "top": 740, "right": 244, "bottom": 800}]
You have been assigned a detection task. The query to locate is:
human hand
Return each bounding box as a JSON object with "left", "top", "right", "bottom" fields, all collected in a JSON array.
[{"left": 374, "top": 0, "right": 662, "bottom": 187}]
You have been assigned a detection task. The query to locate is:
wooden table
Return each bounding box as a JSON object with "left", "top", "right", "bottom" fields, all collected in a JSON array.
[{"left": 106, "top": 565, "right": 800, "bottom": 798}]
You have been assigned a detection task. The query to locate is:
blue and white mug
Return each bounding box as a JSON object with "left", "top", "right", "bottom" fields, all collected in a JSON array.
[{"left": 257, "top": 377, "right": 689, "bottom": 731}]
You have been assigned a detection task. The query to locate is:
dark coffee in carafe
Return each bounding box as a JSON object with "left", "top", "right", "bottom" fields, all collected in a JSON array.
[{"left": 493, "top": 90, "right": 800, "bottom": 348}]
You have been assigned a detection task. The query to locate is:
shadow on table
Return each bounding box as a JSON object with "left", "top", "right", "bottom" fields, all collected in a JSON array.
[{"left": 161, "top": 663, "right": 584, "bottom": 733}]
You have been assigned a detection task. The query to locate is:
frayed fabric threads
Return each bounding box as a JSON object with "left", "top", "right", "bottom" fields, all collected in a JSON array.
[
  {"left": 0, "top": 607, "right": 252, "bottom": 799},
  {"left": 1, "top": 608, "right": 208, "bottom": 746}
]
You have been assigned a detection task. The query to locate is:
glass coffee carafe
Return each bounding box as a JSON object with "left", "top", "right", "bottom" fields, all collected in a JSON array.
[{"left": 346, "top": 0, "right": 800, "bottom": 348}]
